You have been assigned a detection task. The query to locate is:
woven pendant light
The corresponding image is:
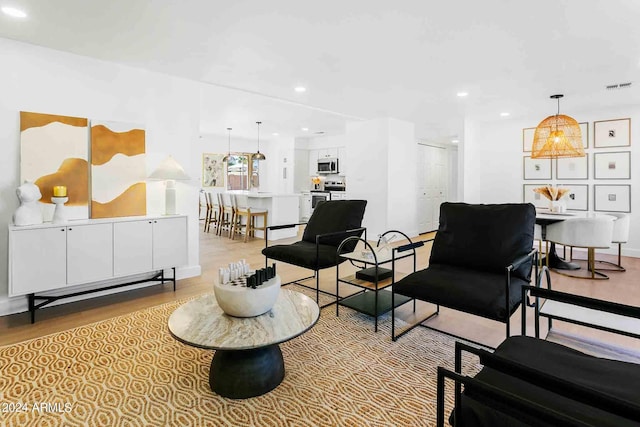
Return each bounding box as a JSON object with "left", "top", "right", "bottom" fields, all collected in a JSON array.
[{"left": 531, "top": 94, "right": 585, "bottom": 158}]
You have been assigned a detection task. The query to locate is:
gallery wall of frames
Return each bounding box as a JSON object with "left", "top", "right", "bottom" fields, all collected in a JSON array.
[{"left": 522, "top": 118, "right": 632, "bottom": 213}]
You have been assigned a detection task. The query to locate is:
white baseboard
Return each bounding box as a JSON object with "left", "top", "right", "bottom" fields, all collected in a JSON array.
[
  {"left": 176, "top": 264, "right": 201, "bottom": 280},
  {"left": 0, "top": 264, "right": 201, "bottom": 317}
]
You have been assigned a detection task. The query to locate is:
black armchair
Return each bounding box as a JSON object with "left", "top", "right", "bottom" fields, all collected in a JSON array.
[
  {"left": 436, "top": 282, "right": 640, "bottom": 427},
  {"left": 262, "top": 200, "right": 367, "bottom": 306},
  {"left": 392, "top": 202, "right": 537, "bottom": 343}
]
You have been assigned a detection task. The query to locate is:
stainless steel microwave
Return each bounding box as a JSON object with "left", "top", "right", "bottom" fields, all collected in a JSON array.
[{"left": 317, "top": 158, "right": 339, "bottom": 174}]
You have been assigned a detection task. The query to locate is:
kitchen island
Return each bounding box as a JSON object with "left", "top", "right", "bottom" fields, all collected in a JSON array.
[{"left": 227, "top": 191, "right": 301, "bottom": 240}]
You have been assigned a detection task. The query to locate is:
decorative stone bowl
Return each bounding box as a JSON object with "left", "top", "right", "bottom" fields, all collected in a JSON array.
[{"left": 213, "top": 275, "right": 281, "bottom": 317}]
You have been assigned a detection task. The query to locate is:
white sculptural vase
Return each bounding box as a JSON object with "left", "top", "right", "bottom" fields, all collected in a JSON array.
[
  {"left": 214, "top": 274, "right": 281, "bottom": 317},
  {"left": 549, "top": 199, "right": 566, "bottom": 213},
  {"left": 51, "top": 197, "right": 69, "bottom": 224}
]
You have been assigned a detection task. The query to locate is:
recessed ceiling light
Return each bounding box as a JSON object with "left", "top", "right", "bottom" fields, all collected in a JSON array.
[
  {"left": 272, "top": 132, "right": 279, "bottom": 136},
  {"left": 294, "top": 86, "right": 306, "bottom": 93},
  {"left": 456, "top": 92, "right": 468, "bottom": 97},
  {"left": 301, "top": 127, "right": 309, "bottom": 132},
  {"left": 451, "top": 139, "right": 459, "bottom": 144},
  {"left": 500, "top": 112, "right": 510, "bottom": 117},
  {"left": 2, "top": 6, "right": 27, "bottom": 18}
]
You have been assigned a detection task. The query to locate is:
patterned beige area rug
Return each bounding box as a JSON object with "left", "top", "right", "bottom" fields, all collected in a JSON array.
[{"left": 0, "top": 288, "right": 480, "bottom": 427}]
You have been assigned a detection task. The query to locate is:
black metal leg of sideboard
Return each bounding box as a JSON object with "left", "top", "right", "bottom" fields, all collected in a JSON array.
[
  {"left": 28, "top": 293, "right": 35, "bottom": 324},
  {"left": 172, "top": 267, "right": 176, "bottom": 291}
]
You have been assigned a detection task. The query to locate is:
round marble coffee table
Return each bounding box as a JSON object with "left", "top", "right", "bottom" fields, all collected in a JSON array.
[{"left": 168, "top": 288, "right": 319, "bottom": 399}]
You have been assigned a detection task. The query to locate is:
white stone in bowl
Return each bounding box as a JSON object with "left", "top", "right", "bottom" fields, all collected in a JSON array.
[{"left": 213, "top": 275, "right": 281, "bottom": 317}]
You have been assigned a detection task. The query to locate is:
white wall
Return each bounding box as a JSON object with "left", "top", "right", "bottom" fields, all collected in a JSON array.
[
  {"left": 276, "top": 138, "right": 296, "bottom": 194},
  {"left": 347, "top": 119, "right": 388, "bottom": 236},
  {"left": 448, "top": 147, "right": 459, "bottom": 201},
  {"left": 346, "top": 118, "right": 418, "bottom": 238},
  {"left": 307, "top": 134, "right": 347, "bottom": 150},
  {"left": 387, "top": 119, "right": 418, "bottom": 237},
  {"left": 464, "top": 104, "right": 640, "bottom": 256},
  {"left": 0, "top": 38, "right": 201, "bottom": 315}
]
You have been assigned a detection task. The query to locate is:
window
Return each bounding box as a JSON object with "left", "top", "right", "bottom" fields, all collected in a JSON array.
[{"left": 226, "top": 153, "right": 260, "bottom": 190}]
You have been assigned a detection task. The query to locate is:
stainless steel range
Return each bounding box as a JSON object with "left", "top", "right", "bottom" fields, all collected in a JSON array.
[
  {"left": 323, "top": 180, "right": 346, "bottom": 192},
  {"left": 325, "top": 180, "right": 346, "bottom": 201}
]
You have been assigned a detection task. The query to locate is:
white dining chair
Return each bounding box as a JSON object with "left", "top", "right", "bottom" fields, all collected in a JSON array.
[
  {"left": 571, "top": 212, "right": 630, "bottom": 272},
  {"left": 533, "top": 224, "right": 548, "bottom": 267},
  {"left": 545, "top": 216, "right": 615, "bottom": 280}
]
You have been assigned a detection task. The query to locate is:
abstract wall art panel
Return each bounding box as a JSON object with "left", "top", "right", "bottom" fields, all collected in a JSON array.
[
  {"left": 90, "top": 120, "right": 146, "bottom": 218},
  {"left": 202, "top": 153, "right": 225, "bottom": 187},
  {"left": 20, "top": 111, "right": 89, "bottom": 220}
]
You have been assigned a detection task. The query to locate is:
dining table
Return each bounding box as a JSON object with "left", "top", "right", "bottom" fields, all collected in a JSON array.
[{"left": 535, "top": 209, "right": 616, "bottom": 271}]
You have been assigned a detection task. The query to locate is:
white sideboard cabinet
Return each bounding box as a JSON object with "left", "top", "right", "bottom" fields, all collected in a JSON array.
[
  {"left": 113, "top": 217, "right": 188, "bottom": 276},
  {"left": 8, "top": 215, "right": 188, "bottom": 321},
  {"left": 67, "top": 223, "right": 114, "bottom": 285}
]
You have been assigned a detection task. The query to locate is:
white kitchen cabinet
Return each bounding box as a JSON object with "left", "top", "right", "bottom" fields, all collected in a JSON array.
[
  {"left": 299, "top": 193, "right": 312, "bottom": 221},
  {"left": 66, "top": 223, "right": 114, "bottom": 285},
  {"left": 308, "top": 149, "right": 319, "bottom": 175},
  {"left": 152, "top": 216, "right": 188, "bottom": 269},
  {"left": 113, "top": 220, "right": 153, "bottom": 276},
  {"left": 337, "top": 146, "right": 347, "bottom": 175},
  {"left": 318, "top": 147, "right": 339, "bottom": 159},
  {"left": 9, "top": 226, "right": 67, "bottom": 295}
]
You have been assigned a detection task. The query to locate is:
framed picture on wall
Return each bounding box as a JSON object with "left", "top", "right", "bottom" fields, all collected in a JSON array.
[
  {"left": 594, "top": 151, "right": 631, "bottom": 179},
  {"left": 523, "top": 156, "right": 552, "bottom": 180},
  {"left": 523, "top": 184, "right": 551, "bottom": 208},
  {"left": 594, "top": 184, "right": 631, "bottom": 212},
  {"left": 594, "top": 118, "right": 631, "bottom": 148},
  {"left": 202, "top": 153, "right": 225, "bottom": 187},
  {"left": 556, "top": 154, "right": 588, "bottom": 180},
  {"left": 558, "top": 183, "right": 588, "bottom": 211},
  {"left": 522, "top": 127, "right": 536, "bottom": 152},
  {"left": 579, "top": 122, "right": 589, "bottom": 149}
]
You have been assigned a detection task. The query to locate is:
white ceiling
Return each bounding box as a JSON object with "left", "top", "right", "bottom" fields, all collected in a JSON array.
[{"left": 1, "top": 0, "right": 640, "bottom": 141}]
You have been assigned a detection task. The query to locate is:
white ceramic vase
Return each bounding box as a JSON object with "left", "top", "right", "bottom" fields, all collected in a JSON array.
[{"left": 549, "top": 199, "right": 566, "bottom": 213}]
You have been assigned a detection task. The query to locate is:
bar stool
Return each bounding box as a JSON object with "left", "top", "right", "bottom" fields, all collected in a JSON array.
[
  {"left": 206, "top": 192, "right": 220, "bottom": 233},
  {"left": 217, "top": 193, "right": 234, "bottom": 236},
  {"left": 545, "top": 216, "right": 615, "bottom": 280},
  {"left": 230, "top": 194, "right": 268, "bottom": 242},
  {"left": 203, "top": 192, "right": 213, "bottom": 232},
  {"left": 199, "top": 190, "right": 206, "bottom": 221}
]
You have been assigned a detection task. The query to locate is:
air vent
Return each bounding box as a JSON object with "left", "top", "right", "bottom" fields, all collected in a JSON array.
[{"left": 606, "top": 82, "right": 632, "bottom": 90}]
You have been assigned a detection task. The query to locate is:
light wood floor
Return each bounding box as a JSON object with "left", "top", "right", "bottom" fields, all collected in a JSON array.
[{"left": 1, "top": 222, "right": 639, "bottom": 350}]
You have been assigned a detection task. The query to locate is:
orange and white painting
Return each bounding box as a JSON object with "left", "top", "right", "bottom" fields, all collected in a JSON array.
[
  {"left": 20, "top": 111, "right": 89, "bottom": 220},
  {"left": 90, "top": 120, "right": 146, "bottom": 218}
]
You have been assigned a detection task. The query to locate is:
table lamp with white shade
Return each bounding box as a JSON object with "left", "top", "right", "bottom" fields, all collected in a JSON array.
[{"left": 148, "top": 156, "right": 191, "bottom": 215}]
